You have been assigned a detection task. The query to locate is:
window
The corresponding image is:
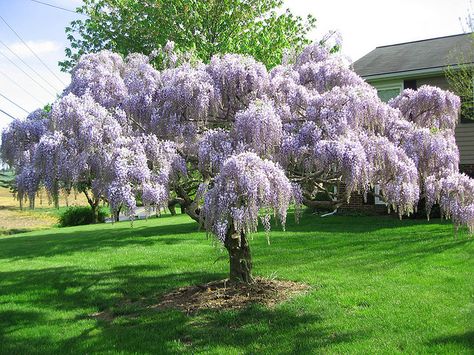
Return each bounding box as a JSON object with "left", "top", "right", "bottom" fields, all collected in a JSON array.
[
  {"left": 404, "top": 79, "right": 417, "bottom": 90},
  {"left": 374, "top": 185, "right": 386, "bottom": 205},
  {"left": 377, "top": 88, "right": 401, "bottom": 102},
  {"left": 363, "top": 191, "right": 375, "bottom": 205},
  {"left": 374, "top": 82, "right": 403, "bottom": 103}
]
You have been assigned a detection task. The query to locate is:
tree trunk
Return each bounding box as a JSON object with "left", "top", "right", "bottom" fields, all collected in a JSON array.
[
  {"left": 52, "top": 180, "right": 60, "bottom": 209},
  {"left": 91, "top": 203, "right": 98, "bottom": 224},
  {"left": 302, "top": 196, "right": 342, "bottom": 210},
  {"left": 224, "top": 227, "right": 253, "bottom": 284},
  {"left": 53, "top": 195, "right": 59, "bottom": 209},
  {"left": 168, "top": 201, "right": 177, "bottom": 216},
  {"left": 114, "top": 205, "right": 122, "bottom": 222},
  {"left": 174, "top": 180, "right": 210, "bottom": 223},
  {"left": 83, "top": 191, "right": 101, "bottom": 223}
]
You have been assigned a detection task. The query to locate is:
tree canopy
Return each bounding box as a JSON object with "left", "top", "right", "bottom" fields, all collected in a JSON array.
[
  {"left": 445, "top": 7, "right": 473, "bottom": 121},
  {"left": 3, "top": 41, "right": 472, "bottom": 283},
  {"left": 445, "top": 40, "right": 473, "bottom": 120},
  {"left": 60, "top": 0, "right": 317, "bottom": 71}
]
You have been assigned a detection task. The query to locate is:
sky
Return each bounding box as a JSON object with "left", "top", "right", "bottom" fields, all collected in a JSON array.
[{"left": 0, "top": 0, "right": 471, "bottom": 134}]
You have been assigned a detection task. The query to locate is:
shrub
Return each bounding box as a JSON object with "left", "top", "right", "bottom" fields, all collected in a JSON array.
[{"left": 58, "top": 206, "right": 107, "bottom": 227}]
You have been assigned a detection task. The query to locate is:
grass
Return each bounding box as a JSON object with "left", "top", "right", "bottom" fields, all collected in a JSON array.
[{"left": 0, "top": 211, "right": 473, "bottom": 354}]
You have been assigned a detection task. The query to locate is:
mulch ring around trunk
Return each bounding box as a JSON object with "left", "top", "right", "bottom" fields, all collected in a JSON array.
[
  {"left": 90, "top": 278, "right": 310, "bottom": 321},
  {"left": 151, "top": 277, "right": 310, "bottom": 314}
]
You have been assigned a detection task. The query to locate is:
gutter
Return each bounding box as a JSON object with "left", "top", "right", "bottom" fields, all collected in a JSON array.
[{"left": 359, "top": 63, "right": 473, "bottom": 82}]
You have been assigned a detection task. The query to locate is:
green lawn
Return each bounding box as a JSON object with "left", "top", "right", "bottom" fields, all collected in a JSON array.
[{"left": 0, "top": 212, "right": 473, "bottom": 354}]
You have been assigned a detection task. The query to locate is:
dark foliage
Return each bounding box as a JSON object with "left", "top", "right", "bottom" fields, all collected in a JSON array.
[{"left": 59, "top": 206, "right": 107, "bottom": 227}]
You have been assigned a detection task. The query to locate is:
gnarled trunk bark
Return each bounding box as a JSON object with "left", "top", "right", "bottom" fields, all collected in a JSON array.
[
  {"left": 302, "top": 196, "right": 342, "bottom": 210},
  {"left": 91, "top": 202, "right": 99, "bottom": 224},
  {"left": 168, "top": 198, "right": 185, "bottom": 216},
  {"left": 168, "top": 203, "right": 177, "bottom": 216},
  {"left": 174, "top": 178, "right": 211, "bottom": 223},
  {"left": 114, "top": 205, "right": 122, "bottom": 222},
  {"left": 224, "top": 227, "right": 253, "bottom": 284},
  {"left": 84, "top": 190, "right": 101, "bottom": 224}
]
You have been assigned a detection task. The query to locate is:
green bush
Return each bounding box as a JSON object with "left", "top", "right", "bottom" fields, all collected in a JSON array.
[{"left": 58, "top": 206, "right": 107, "bottom": 227}]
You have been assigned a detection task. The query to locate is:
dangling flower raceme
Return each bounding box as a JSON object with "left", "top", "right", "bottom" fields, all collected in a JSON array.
[
  {"left": 203, "top": 152, "right": 297, "bottom": 242},
  {"left": 0, "top": 41, "right": 470, "bottom": 234},
  {"left": 389, "top": 85, "right": 461, "bottom": 130},
  {"left": 233, "top": 99, "right": 283, "bottom": 157},
  {"left": 425, "top": 172, "right": 474, "bottom": 231}
]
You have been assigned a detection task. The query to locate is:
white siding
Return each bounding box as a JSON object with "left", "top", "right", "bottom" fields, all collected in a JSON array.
[
  {"left": 455, "top": 123, "right": 474, "bottom": 164},
  {"left": 416, "top": 76, "right": 450, "bottom": 90}
]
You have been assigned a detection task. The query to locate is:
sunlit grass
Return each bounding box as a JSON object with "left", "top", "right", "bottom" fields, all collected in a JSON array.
[{"left": 0, "top": 211, "right": 472, "bottom": 354}]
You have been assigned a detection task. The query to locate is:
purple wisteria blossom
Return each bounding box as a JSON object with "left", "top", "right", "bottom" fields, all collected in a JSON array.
[
  {"left": 65, "top": 50, "right": 127, "bottom": 109},
  {"left": 203, "top": 152, "right": 295, "bottom": 242},
  {"left": 389, "top": 85, "right": 460, "bottom": 130},
  {"left": 234, "top": 100, "right": 282, "bottom": 157},
  {"left": 1, "top": 40, "right": 471, "bottom": 282},
  {"left": 425, "top": 173, "right": 474, "bottom": 231}
]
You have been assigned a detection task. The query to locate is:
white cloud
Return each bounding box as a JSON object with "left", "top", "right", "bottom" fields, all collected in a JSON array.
[{"left": 8, "top": 40, "right": 61, "bottom": 59}]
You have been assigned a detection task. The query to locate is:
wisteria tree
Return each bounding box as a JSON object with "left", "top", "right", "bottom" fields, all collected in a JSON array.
[{"left": 2, "top": 40, "right": 473, "bottom": 283}]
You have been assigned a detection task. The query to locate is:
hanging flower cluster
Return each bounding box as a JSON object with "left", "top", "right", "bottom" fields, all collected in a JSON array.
[
  {"left": 1, "top": 38, "right": 471, "bottom": 237},
  {"left": 202, "top": 152, "right": 295, "bottom": 242}
]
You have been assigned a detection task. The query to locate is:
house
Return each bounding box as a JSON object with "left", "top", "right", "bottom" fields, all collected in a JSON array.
[
  {"left": 339, "top": 33, "right": 474, "bottom": 213},
  {"left": 353, "top": 33, "right": 474, "bottom": 175}
]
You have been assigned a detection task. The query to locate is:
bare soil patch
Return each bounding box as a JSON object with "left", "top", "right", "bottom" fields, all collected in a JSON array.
[
  {"left": 153, "top": 277, "right": 310, "bottom": 313},
  {"left": 91, "top": 278, "right": 310, "bottom": 321}
]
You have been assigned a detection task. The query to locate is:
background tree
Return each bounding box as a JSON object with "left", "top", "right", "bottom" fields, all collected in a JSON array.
[
  {"left": 445, "top": 3, "right": 473, "bottom": 121},
  {"left": 60, "top": 0, "right": 316, "bottom": 71}
]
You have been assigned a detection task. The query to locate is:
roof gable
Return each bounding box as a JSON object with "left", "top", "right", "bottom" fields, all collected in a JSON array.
[{"left": 353, "top": 33, "right": 474, "bottom": 78}]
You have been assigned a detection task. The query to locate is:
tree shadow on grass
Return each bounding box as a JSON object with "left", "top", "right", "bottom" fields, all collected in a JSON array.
[
  {"left": 0, "top": 205, "right": 19, "bottom": 211},
  {"left": 0, "top": 310, "right": 44, "bottom": 338},
  {"left": 259, "top": 219, "right": 473, "bottom": 274},
  {"left": 0, "top": 265, "right": 215, "bottom": 353},
  {"left": 0, "top": 263, "right": 362, "bottom": 354},
  {"left": 0, "top": 266, "right": 220, "bottom": 313},
  {"left": 0, "top": 310, "right": 60, "bottom": 355},
  {"left": 88, "top": 305, "right": 363, "bottom": 354},
  {"left": 429, "top": 331, "right": 474, "bottom": 350},
  {"left": 0, "top": 218, "right": 200, "bottom": 260},
  {"left": 286, "top": 210, "right": 455, "bottom": 234},
  {"left": 1, "top": 210, "right": 468, "bottom": 263}
]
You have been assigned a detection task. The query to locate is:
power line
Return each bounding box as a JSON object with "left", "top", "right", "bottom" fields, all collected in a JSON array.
[
  {"left": 0, "top": 69, "right": 45, "bottom": 106},
  {"left": 0, "top": 108, "right": 18, "bottom": 120},
  {"left": 0, "top": 92, "right": 30, "bottom": 114},
  {"left": 0, "top": 50, "right": 57, "bottom": 97},
  {"left": 0, "top": 14, "right": 67, "bottom": 86},
  {"left": 0, "top": 39, "right": 61, "bottom": 93},
  {"left": 28, "top": 0, "right": 80, "bottom": 14}
]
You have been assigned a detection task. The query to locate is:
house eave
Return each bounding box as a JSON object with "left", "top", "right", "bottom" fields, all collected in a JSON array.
[{"left": 360, "top": 63, "right": 473, "bottom": 82}]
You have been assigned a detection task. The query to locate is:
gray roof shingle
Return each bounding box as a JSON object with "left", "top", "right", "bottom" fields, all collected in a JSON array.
[{"left": 353, "top": 33, "right": 474, "bottom": 78}]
